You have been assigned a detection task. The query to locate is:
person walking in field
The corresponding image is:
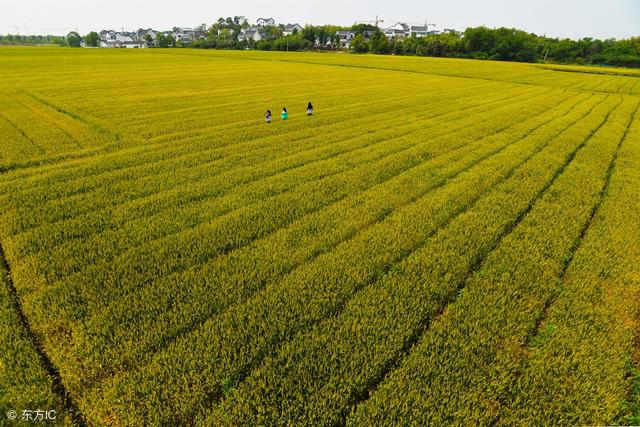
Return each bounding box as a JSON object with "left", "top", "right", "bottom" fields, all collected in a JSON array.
[
  {"left": 265, "top": 110, "right": 272, "bottom": 124},
  {"left": 281, "top": 107, "right": 288, "bottom": 120},
  {"left": 307, "top": 101, "right": 313, "bottom": 116}
]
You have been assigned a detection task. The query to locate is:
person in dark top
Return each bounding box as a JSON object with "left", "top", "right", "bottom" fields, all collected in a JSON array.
[
  {"left": 307, "top": 102, "right": 313, "bottom": 116},
  {"left": 265, "top": 110, "right": 272, "bottom": 123}
]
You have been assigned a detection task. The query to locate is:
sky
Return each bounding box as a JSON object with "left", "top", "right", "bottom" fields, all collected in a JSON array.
[{"left": 0, "top": 0, "right": 638, "bottom": 40}]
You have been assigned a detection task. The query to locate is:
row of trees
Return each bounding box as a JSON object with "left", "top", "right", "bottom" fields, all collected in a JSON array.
[
  {"left": 189, "top": 19, "right": 639, "bottom": 67},
  {"left": 345, "top": 26, "right": 640, "bottom": 68},
  {"left": 0, "top": 31, "right": 93, "bottom": 47},
  {"left": 0, "top": 34, "right": 67, "bottom": 45}
]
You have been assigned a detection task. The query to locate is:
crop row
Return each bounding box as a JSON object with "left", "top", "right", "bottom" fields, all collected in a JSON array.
[
  {"left": 79, "top": 92, "right": 609, "bottom": 424},
  {"left": 12, "top": 85, "right": 550, "bottom": 293},
  {"left": 6, "top": 84, "right": 541, "bottom": 285},
  {"left": 497, "top": 101, "right": 640, "bottom": 425},
  {"left": 3, "top": 80, "right": 513, "bottom": 244},
  {"left": 0, "top": 93, "right": 94, "bottom": 169},
  {"left": 23, "top": 87, "right": 573, "bottom": 401},
  {"left": 6, "top": 88, "right": 536, "bottom": 304},
  {"left": 0, "top": 112, "right": 47, "bottom": 171},
  {"left": 346, "top": 95, "right": 636, "bottom": 426},
  {"left": 65, "top": 88, "right": 580, "bottom": 394},
  {"left": 205, "top": 93, "right": 623, "bottom": 426},
  {"left": 0, "top": 77, "right": 499, "bottom": 214},
  {"left": 0, "top": 74, "right": 426, "bottom": 191}
]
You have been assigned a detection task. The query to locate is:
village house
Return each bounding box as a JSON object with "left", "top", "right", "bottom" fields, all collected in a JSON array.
[
  {"left": 99, "top": 30, "right": 117, "bottom": 42},
  {"left": 383, "top": 23, "right": 410, "bottom": 39},
  {"left": 256, "top": 18, "right": 276, "bottom": 27},
  {"left": 336, "top": 30, "right": 355, "bottom": 48},
  {"left": 172, "top": 27, "right": 196, "bottom": 43},
  {"left": 409, "top": 25, "right": 433, "bottom": 37},
  {"left": 283, "top": 23, "right": 303, "bottom": 36},
  {"left": 238, "top": 27, "right": 265, "bottom": 42},
  {"left": 115, "top": 32, "right": 134, "bottom": 42},
  {"left": 315, "top": 37, "right": 334, "bottom": 48},
  {"left": 381, "top": 23, "right": 447, "bottom": 39},
  {"left": 135, "top": 28, "right": 157, "bottom": 41},
  {"left": 336, "top": 30, "right": 377, "bottom": 48}
]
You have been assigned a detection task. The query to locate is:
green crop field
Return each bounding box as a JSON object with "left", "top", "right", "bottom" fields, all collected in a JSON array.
[{"left": 1, "top": 46, "right": 639, "bottom": 426}]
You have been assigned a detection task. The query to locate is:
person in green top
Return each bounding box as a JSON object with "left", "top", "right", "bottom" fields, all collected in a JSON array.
[{"left": 281, "top": 107, "right": 288, "bottom": 120}]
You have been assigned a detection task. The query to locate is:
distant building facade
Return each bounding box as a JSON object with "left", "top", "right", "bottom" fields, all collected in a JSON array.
[
  {"left": 283, "top": 23, "right": 303, "bottom": 36},
  {"left": 381, "top": 23, "right": 450, "bottom": 39},
  {"left": 256, "top": 18, "right": 276, "bottom": 27},
  {"left": 238, "top": 27, "right": 265, "bottom": 42}
]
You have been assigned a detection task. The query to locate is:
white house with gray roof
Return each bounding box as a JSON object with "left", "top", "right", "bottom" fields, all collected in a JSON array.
[
  {"left": 256, "top": 18, "right": 276, "bottom": 27},
  {"left": 381, "top": 23, "right": 444, "bottom": 39},
  {"left": 238, "top": 27, "right": 265, "bottom": 42},
  {"left": 283, "top": 23, "right": 303, "bottom": 36},
  {"left": 336, "top": 31, "right": 355, "bottom": 47},
  {"left": 383, "top": 23, "right": 410, "bottom": 39}
]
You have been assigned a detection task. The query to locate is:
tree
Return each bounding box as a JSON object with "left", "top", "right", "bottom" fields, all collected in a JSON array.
[
  {"left": 301, "top": 26, "right": 316, "bottom": 44},
  {"left": 369, "top": 33, "right": 389, "bottom": 54},
  {"left": 264, "top": 25, "right": 282, "bottom": 39},
  {"left": 156, "top": 33, "right": 175, "bottom": 48},
  {"left": 403, "top": 37, "right": 417, "bottom": 55},
  {"left": 156, "top": 33, "right": 166, "bottom": 47},
  {"left": 85, "top": 31, "right": 100, "bottom": 47},
  {"left": 391, "top": 38, "right": 404, "bottom": 55},
  {"left": 144, "top": 33, "right": 154, "bottom": 46},
  {"left": 50, "top": 36, "right": 67, "bottom": 46},
  {"left": 350, "top": 34, "right": 368, "bottom": 53},
  {"left": 67, "top": 31, "right": 82, "bottom": 47},
  {"left": 351, "top": 24, "right": 381, "bottom": 37}
]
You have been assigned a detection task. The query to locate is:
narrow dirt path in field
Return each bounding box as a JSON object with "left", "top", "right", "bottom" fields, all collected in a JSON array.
[{"left": 0, "top": 242, "right": 86, "bottom": 425}]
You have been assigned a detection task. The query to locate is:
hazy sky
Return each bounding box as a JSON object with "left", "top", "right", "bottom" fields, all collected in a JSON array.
[{"left": 1, "top": 0, "right": 638, "bottom": 40}]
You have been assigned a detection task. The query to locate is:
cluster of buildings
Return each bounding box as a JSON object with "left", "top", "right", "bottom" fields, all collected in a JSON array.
[
  {"left": 97, "top": 27, "right": 206, "bottom": 48},
  {"left": 237, "top": 18, "right": 455, "bottom": 47},
  {"left": 237, "top": 18, "right": 303, "bottom": 42},
  {"left": 337, "top": 23, "right": 457, "bottom": 48},
  {"left": 92, "top": 18, "right": 457, "bottom": 49}
]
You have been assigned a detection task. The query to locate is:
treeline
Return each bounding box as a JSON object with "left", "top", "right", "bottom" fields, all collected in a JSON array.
[
  {"left": 433, "top": 27, "right": 640, "bottom": 68},
  {"left": 0, "top": 34, "right": 67, "bottom": 46},
  {"left": 356, "top": 27, "right": 640, "bottom": 68},
  {"left": 191, "top": 19, "right": 639, "bottom": 68},
  {"left": 1, "top": 31, "right": 101, "bottom": 47}
]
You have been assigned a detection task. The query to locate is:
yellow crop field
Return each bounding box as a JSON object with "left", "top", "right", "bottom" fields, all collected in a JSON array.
[{"left": 1, "top": 46, "right": 639, "bottom": 426}]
